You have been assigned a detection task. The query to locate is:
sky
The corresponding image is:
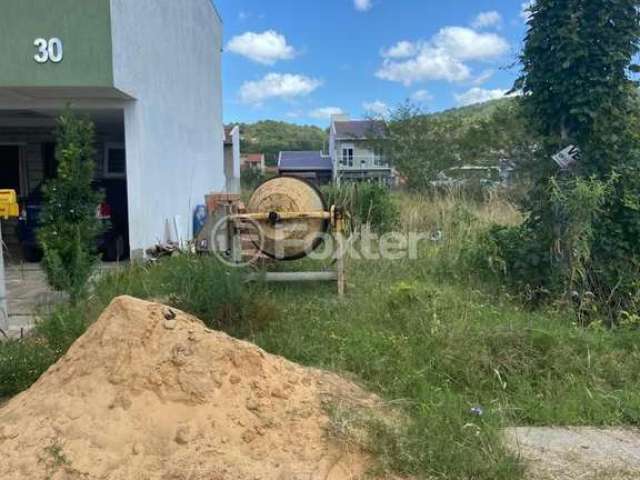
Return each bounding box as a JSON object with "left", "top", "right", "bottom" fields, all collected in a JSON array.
[{"left": 215, "top": 0, "right": 533, "bottom": 127}]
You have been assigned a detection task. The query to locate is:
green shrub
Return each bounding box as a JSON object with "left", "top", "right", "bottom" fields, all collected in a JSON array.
[
  {"left": 480, "top": 177, "right": 611, "bottom": 309},
  {"left": 241, "top": 168, "right": 269, "bottom": 192},
  {"left": 322, "top": 182, "right": 399, "bottom": 233},
  {"left": 38, "top": 110, "right": 104, "bottom": 302}
]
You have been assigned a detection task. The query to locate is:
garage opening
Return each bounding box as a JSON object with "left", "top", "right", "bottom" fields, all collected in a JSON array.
[
  {"left": 0, "top": 146, "right": 21, "bottom": 193},
  {"left": 0, "top": 109, "right": 129, "bottom": 264}
]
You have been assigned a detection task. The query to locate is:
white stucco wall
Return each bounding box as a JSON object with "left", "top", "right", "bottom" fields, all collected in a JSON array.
[{"left": 110, "top": 0, "right": 224, "bottom": 255}]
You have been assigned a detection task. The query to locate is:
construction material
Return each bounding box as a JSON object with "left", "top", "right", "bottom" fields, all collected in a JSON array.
[
  {"left": 246, "top": 176, "right": 329, "bottom": 260},
  {"left": 246, "top": 271, "right": 338, "bottom": 282},
  {"left": 230, "top": 177, "right": 346, "bottom": 295},
  {"left": 0, "top": 190, "right": 19, "bottom": 219},
  {"left": 0, "top": 296, "right": 393, "bottom": 480}
]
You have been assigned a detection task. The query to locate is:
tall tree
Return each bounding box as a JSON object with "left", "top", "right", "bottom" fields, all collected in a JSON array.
[
  {"left": 508, "top": 0, "right": 640, "bottom": 315},
  {"left": 38, "top": 111, "right": 103, "bottom": 301}
]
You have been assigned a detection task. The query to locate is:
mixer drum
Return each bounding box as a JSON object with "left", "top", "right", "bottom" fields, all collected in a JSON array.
[{"left": 247, "top": 176, "right": 329, "bottom": 260}]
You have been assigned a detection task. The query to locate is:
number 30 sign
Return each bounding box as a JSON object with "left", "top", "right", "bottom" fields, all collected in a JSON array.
[{"left": 34, "top": 38, "right": 63, "bottom": 64}]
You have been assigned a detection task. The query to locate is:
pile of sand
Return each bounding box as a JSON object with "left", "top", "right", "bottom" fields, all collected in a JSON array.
[{"left": 0, "top": 296, "right": 391, "bottom": 480}]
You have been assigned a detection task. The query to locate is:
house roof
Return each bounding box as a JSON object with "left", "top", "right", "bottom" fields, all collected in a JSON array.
[
  {"left": 278, "top": 151, "right": 332, "bottom": 171},
  {"left": 243, "top": 154, "right": 264, "bottom": 163},
  {"left": 333, "top": 120, "right": 386, "bottom": 140}
]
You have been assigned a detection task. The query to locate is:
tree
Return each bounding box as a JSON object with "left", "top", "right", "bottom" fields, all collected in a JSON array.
[
  {"left": 499, "top": 0, "right": 640, "bottom": 317},
  {"left": 38, "top": 111, "right": 103, "bottom": 302},
  {"left": 462, "top": 101, "right": 540, "bottom": 177},
  {"left": 384, "top": 99, "right": 539, "bottom": 191},
  {"left": 383, "top": 103, "right": 467, "bottom": 190}
]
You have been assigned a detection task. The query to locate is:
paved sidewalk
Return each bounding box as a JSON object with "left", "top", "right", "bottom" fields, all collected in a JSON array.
[
  {"left": 506, "top": 427, "right": 640, "bottom": 480},
  {"left": 4, "top": 264, "right": 65, "bottom": 336},
  {"left": 4, "top": 262, "right": 126, "bottom": 337}
]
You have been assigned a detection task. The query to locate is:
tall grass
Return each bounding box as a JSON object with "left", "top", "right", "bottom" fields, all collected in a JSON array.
[{"left": 1, "top": 191, "right": 639, "bottom": 480}]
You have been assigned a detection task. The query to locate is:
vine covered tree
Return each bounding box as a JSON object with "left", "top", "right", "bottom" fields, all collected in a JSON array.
[{"left": 500, "top": 0, "right": 640, "bottom": 318}]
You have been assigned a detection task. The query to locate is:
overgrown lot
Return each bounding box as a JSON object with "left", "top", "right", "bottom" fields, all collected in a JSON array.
[{"left": 1, "top": 192, "right": 639, "bottom": 480}]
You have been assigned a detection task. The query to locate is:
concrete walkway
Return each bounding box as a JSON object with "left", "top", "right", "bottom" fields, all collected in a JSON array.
[
  {"left": 505, "top": 427, "right": 640, "bottom": 480},
  {"left": 4, "top": 262, "right": 126, "bottom": 337}
]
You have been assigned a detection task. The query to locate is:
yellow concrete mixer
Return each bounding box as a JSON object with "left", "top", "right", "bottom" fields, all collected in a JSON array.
[{"left": 228, "top": 176, "right": 346, "bottom": 296}]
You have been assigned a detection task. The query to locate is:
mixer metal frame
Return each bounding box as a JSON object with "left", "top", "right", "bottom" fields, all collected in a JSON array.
[{"left": 228, "top": 205, "right": 346, "bottom": 296}]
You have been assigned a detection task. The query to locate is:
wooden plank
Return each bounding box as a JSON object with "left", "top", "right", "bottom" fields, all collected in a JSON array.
[
  {"left": 245, "top": 272, "right": 338, "bottom": 283},
  {"left": 232, "top": 211, "right": 331, "bottom": 222}
]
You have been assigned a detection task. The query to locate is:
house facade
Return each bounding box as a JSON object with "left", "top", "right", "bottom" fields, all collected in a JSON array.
[
  {"left": 329, "top": 115, "right": 391, "bottom": 184},
  {"left": 0, "top": 0, "right": 225, "bottom": 259},
  {"left": 241, "top": 154, "right": 266, "bottom": 173}
]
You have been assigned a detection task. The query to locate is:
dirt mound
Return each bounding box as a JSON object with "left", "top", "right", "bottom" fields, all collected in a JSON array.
[{"left": 0, "top": 296, "right": 389, "bottom": 480}]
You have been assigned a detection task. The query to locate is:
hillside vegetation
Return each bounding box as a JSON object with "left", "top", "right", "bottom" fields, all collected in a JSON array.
[{"left": 236, "top": 120, "right": 326, "bottom": 165}]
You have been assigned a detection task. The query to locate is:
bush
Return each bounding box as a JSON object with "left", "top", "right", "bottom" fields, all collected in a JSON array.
[
  {"left": 38, "top": 111, "right": 103, "bottom": 302},
  {"left": 322, "top": 182, "right": 399, "bottom": 233},
  {"left": 480, "top": 177, "right": 611, "bottom": 309},
  {"left": 241, "top": 168, "right": 268, "bottom": 192}
]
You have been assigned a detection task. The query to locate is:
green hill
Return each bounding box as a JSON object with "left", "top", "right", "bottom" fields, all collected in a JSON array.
[
  {"left": 233, "top": 120, "right": 327, "bottom": 166},
  {"left": 431, "top": 97, "right": 516, "bottom": 122}
]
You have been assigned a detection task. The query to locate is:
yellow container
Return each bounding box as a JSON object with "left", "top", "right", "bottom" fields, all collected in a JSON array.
[{"left": 0, "top": 189, "right": 19, "bottom": 219}]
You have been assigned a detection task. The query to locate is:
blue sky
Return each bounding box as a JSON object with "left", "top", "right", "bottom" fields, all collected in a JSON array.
[{"left": 215, "top": 0, "right": 532, "bottom": 127}]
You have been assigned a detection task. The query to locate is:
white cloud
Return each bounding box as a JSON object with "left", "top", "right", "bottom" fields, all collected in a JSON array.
[
  {"left": 411, "top": 89, "right": 433, "bottom": 103},
  {"left": 454, "top": 87, "right": 509, "bottom": 106},
  {"left": 226, "top": 30, "right": 296, "bottom": 65},
  {"left": 354, "top": 0, "right": 372, "bottom": 12},
  {"left": 434, "top": 27, "right": 509, "bottom": 61},
  {"left": 309, "top": 107, "right": 345, "bottom": 119},
  {"left": 377, "top": 46, "right": 471, "bottom": 85},
  {"left": 471, "top": 11, "right": 502, "bottom": 29},
  {"left": 240, "top": 73, "right": 322, "bottom": 105},
  {"left": 377, "top": 27, "right": 509, "bottom": 86},
  {"left": 521, "top": 1, "right": 536, "bottom": 22},
  {"left": 381, "top": 41, "right": 419, "bottom": 59},
  {"left": 363, "top": 100, "right": 391, "bottom": 117}
]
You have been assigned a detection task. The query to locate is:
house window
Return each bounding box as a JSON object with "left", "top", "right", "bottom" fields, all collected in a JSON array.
[
  {"left": 342, "top": 148, "right": 354, "bottom": 167},
  {"left": 104, "top": 143, "right": 126, "bottom": 178},
  {"left": 374, "top": 147, "right": 385, "bottom": 166}
]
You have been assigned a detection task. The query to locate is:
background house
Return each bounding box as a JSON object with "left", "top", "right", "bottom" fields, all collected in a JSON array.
[
  {"left": 329, "top": 114, "right": 391, "bottom": 184},
  {"left": 0, "top": 0, "right": 225, "bottom": 260},
  {"left": 278, "top": 151, "right": 332, "bottom": 185},
  {"left": 241, "top": 153, "right": 266, "bottom": 173}
]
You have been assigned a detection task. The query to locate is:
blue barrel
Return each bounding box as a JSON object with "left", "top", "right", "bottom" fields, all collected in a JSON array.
[{"left": 193, "top": 205, "right": 208, "bottom": 237}]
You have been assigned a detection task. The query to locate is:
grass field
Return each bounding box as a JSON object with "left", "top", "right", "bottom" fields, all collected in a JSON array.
[{"left": 2, "top": 192, "right": 639, "bottom": 479}]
